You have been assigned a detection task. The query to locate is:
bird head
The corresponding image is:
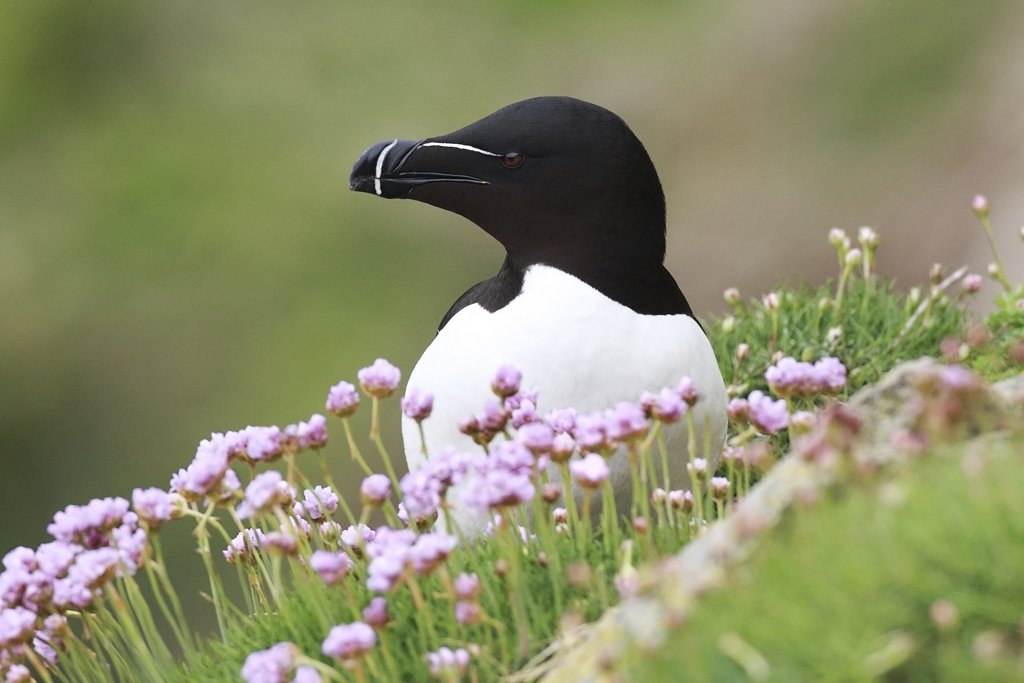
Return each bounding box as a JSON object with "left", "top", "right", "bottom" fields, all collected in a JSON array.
[{"left": 350, "top": 97, "right": 667, "bottom": 270}]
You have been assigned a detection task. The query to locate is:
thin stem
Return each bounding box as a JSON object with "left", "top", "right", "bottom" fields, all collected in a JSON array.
[{"left": 980, "top": 215, "right": 1012, "bottom": 291}]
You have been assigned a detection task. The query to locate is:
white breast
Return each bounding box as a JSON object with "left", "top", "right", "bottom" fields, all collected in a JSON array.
[{"left": 401, "top": 265, "right": 726, "bottom": 536}]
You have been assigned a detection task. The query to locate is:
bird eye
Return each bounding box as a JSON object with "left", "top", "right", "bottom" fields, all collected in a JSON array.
[{"left": 501, "top": 152, "right": 524, "bottom": 169}]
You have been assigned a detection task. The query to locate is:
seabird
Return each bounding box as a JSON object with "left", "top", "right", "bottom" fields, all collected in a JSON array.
[{"left": 350, "top": 96, "right": 726, "bottom": 537}]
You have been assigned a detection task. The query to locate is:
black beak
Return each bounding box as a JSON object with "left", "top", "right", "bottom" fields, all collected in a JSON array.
[{"left": 349, "top": 139, "right": 488, "bottom": 199}]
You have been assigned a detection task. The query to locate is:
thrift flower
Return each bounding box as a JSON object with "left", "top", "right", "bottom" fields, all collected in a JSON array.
[
  {"left": 241, "top": 641, "right": 298, "bottom": 683},
  {"left": 409, "top": 533, "right": 457, "bottom": 575},
  {"left": 401, "top": 389, "right": 434, "bottom": 422},
  {"left": 515, "top": 422, "right": 555, "bottom": 455},
  {"left": 644, "top": 388, "right": 686, "bottom": 423},
  {"left": 747, "top": 390, "right": 788, "bottom": 434},
  {"left": 687, "top": 458, "right": 708, "bottom": 482},
  {"left": 0, "top": 607, "right": 36, "bottom": 647},
  {"left": 669, "top": 490, "right": 694, "bottom": 512},
  {"left": 283, "top": 414, "right": 328, "bottom": 451},
  {"left": 971, "top": 193, "right": 989, "bottom": 218},
  {"left": 357, "top": 359, "right": 401, "bottom": 398},
  {"left": 326, "top": 380, "right": 360, "bottom": 417},
  {"left": 490, "top": 364, "right": 522, "bottom": 398},
  {"left": 366, "top": 528, "right": 416, "bottom": 592},
  {"left": 962, "top": 273, "right": 982, "bottom": 293},
  {"left": 550, "top": 432, "right": 576, "bottom": 463},
  {"left": 604, "top": 402, "right": 648, "bottom": 441},
  {"left": 5, "top": 664, "right": 31, "bottom": 683},
  {"left": 360, "top": 475, "right": 391, "bottom": 506},
  {"left": 310, "top": 551, "right": 352, "bottom": 586},
  {"left": 546, "top": 408, "right": 577, "bottom": 434},
  {"left": 455, "top": 600, "right": 482, "bottom": 625},
  {"left": 294, "top": 667, "right": 322, "bottom": 683},
  {"left": 340, "top": 524, "right": 375, "bottom": 548},
  {"left": 453, "top": 572, "right": 480, "bottom": 600},
  {"left": 224, "top": 528, "right": 266, "bottom": 564},
  {"left": 570, "top": 454, "right": 610, "bottom": 489},
  {"left": 322, "top": 622, "right": 376, "bottom": 661},
  {"left": 710, "top": 476, "right": 730, "bottom": 500},
  {"left": 362, "top": 597, "right": 390, "bottom": 628},
  {"left": 131, "top": 488, "right": 179, "bottom": 529},
  {"left": 302, "top": 486, "right": 339, "bottom": 521},
  {"left": 240, "top": 425, "right": 284, "bottom": 462},
  {"left": 400, "top": 470, "right": 442, "bottom": 519},
  {"left": 241, "top": 471, "right": 290, "bottom": 517},
  {"left": 573, "top": 412, "right": 610, "bottom": 452},
  {"left": 427, "top": 646, "right": 471, "bottom": 679}
]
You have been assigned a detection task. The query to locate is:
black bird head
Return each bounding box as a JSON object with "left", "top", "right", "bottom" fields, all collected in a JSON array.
[{"left": 350, "top": 97, "right": 669, "bottom": 273}]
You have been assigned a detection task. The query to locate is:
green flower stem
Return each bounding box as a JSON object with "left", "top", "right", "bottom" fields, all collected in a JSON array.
[
  {"left": 118, "top": 575, "right": 175, "bottom": 671},
  {"left": 23, "top": 646, "right": 56, "bottom": 683},
  {"left": 405, "top": 571, "right": 436, "bottom": 654},
  {"left": 151, "top": 535, "right": 194, "bottom": 650},
  {"left": 600, "top": 480, "right": 617, "bottom": 556},
  {"left": 370, "top": 398, "right": 403, "bottom": 492},
  {"left": 376, "top": 630, "right": 404, "bottom": 683},
  {"left": 417, "top": 421, "right": 430, "bottom": 458},
  {"left": 500, "top": 516, "right": 531, "bottom": 663},
  {"left": 342, "top": 418, "right": 374, "bottom": 476},
  {"left": 980, "top": 215, "right": 1012, "bottom": 291},
  {"left": 557, "top": 462, "right": 581, "bottom": 543},
  {"left": 529, "top": 481, "right": 565, "bottom": 615},
  {"left": 192, "top": 505, "right": 229, "bottom": 640}
]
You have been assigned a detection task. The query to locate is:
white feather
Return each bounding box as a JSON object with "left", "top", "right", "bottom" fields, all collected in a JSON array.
[{"left": 401, "top": 264, "right": 727, "bottom": 537}]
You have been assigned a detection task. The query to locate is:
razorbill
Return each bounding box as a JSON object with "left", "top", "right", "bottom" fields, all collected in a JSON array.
[{"left": 350, "top": 96, "right": 726, "bottom": 537}]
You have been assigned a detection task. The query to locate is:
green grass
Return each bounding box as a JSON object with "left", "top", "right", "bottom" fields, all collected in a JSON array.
[{"left": 624, "top": 433, "right": 1024, "bottom": 682}]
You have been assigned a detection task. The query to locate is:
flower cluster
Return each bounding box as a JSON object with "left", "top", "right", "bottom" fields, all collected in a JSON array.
[{"left": 765, "top": 356, "right": 847, "bottom": 398}]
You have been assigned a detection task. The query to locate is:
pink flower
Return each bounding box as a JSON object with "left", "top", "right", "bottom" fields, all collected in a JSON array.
[
  {"left": 358, "top": 359, "right": 401, "bottom": 398},
  {"left": 491, "top": 364, "right": 522, "bottom": 398},
  {"left": 401, "top": 389, "right": 434, "bottom": 422},
  {"left": 570, "top": 454, "right": 609, "bottom": 489},
  {"left": 310, "top": 551, "right": 352, "bottom": 586},
  {"left": 360, "top": 475, "right": 391, "bottom": 506},
  {"left": 322, "top": 622, "right": 376, "bottom": 660},
  {"left": 241, "top": 641, "right": 298, "bottom": 683},
  {"left": 326, "top": 380, "right": 360, "bottom": 417},
  {"left": 747, "top": 390, "right": 788, "bottom": 434}
]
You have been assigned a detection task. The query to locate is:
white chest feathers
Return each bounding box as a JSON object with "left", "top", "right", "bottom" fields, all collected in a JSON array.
[{"left": 400, "top": 265, "right": 726, "bottom": 536}]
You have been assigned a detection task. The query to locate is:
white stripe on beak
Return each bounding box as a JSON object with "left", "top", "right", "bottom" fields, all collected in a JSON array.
[
  {"left": 374, "top": 139, "right": 399, "bottom": 196},
  {"left": 420, "top": 142, "right": 501, "bottom": 157}
]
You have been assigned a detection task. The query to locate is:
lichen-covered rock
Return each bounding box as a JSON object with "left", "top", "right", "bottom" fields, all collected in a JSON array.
[{"left": 526, "top": 360, "right": 1022, "bottom": 683}]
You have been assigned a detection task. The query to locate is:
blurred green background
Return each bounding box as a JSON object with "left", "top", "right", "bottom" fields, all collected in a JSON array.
[{"left": 2, "top": 0, "right": 1022, "bottom": 629}]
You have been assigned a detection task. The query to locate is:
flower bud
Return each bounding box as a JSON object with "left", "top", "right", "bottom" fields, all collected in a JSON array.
[
  {"left": 721, "top": 316, "right": 736, "bottom": 334},
  {"left": 844, "top": 248, "right": 863, "bottom": 267},
  {"left": 962, "top": 273, "right": 982, "bottom": 293},
  {"left": 970, "top": 194, "right": 988, "bottom": 218},
  {"left": 987, "top": 262, "right": 999, "bottom": 278},
  {"left": 762, "top": 292, "right": 780, "bottom": 312},
  {"left": 828, "top": 227, "right": 847, "bottom": 249},
  {"left": 858, "top": 226, "right": 879, "bottom": 249},
  {"left": 929, "top": 263, "right": 943, "bottom": 285},
  {"left": 541, "top": 483, "right": 561, "bottom": 504},
  {"left": 723, "top": 287, "right": 741, "bottom": 306},
  {"left": 734, "top": 343, "right": 750, "bottom": 363},
  {"left": 710, "top": 477, "right": 730, "bottom": 501},
  {"left": 826, "top": 326, "right": 842, "bottom": 345}
]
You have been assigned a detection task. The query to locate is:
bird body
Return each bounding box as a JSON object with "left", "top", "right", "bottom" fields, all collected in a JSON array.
[
  {"left": 350, "top": 96, "right": 726, "bottom": 537},
  {"left": 401, "top": 263, "right": 725, "bottom": 537}
]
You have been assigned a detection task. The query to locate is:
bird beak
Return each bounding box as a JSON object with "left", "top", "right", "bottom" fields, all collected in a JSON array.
[{"left": 349, "top": 139, "right": 488, "bottom": 199}]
